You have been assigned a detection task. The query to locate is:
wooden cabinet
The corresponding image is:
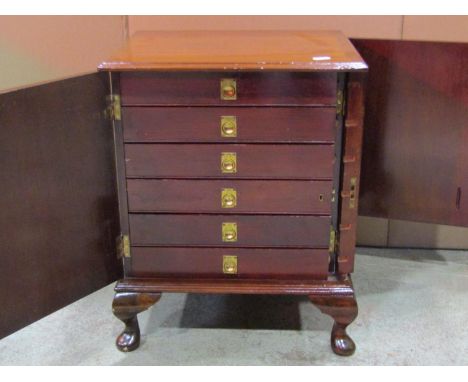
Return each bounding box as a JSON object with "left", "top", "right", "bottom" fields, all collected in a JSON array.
[
  {"left": 1, "top": 34, "right": 466, "bottom": 347},
  {"left": 99, "top": 31, "right": 367, "bottom": 356}
]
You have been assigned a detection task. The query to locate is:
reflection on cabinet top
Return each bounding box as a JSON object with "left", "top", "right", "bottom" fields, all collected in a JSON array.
[{"left": 98, "top": 30, "right": 367, "bottom": 72}]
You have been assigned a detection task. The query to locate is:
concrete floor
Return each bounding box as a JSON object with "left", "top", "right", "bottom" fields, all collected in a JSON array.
[{"left": 0, "top": 247, "right": 467, "bottom": 365}]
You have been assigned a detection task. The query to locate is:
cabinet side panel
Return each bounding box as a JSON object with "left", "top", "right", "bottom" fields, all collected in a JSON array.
[
  {"left": 337, "top": 73, "right": 366, "bottom": 274},
  {"left": 0, "top": 73, "right": 121, "bottom": 339}
]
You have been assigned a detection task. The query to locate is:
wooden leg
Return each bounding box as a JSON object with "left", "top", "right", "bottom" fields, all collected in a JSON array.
[
  {"left": 309, "top": 282, "right": 358, "bottom": 356},
  {"left": 112, "top": 291, "right": 161, "bottom": 352}
]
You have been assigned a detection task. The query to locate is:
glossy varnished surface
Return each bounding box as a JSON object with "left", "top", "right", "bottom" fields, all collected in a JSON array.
[
  {"left": 129, "top": 214, "right": 330, "bottom": 248},
  {"left": 124, "top": 144, "right": 335, "bottom": 180},
  {"left": 114, "top": 275, "right": 355, "bottom": 295},
  {"left": 122, "top": 107, "right": 337, "bottom": 143},
  {"left": 120, "top": 72, "right": 337, "bottom": 106},
  {"left": 127, "top": 179, "right": 333, "bottom": 214},
  {"left": 99, "top": 30, "right": 367, "bottom": 71},
  {"left": 130, "top": 247, "right": 329, "bottom": 279}
]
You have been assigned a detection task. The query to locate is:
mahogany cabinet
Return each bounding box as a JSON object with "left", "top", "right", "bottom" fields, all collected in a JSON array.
[
  {"left": 0, "top": 32, "right": 468, "bottom": 350},
  {"left": 1, "top": 33, "right": 466, "bottom": 354},
  {"left": 99, "top": 31, "right": 367, "bottom": 356}
]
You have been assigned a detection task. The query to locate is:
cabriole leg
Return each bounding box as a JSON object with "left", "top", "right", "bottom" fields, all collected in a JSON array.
[
  {"left": 112, "top": 291, "right": 161, "bottom": 352},
  {"left": 309, "top": 289, "right": 358, "bottom": 356}
]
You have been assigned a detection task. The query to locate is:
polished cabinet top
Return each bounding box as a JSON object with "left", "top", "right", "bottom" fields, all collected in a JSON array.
[{"left": 98, "top": 30, "right": 367, "bottom": 71}]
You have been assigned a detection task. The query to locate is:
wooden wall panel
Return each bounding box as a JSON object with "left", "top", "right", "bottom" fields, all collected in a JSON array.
[
  {"left": 0, "top": 73, "right": 122, "bottom": 339},
  {"left": 353, "top": 39, "right": 468, "bottom": 227}
]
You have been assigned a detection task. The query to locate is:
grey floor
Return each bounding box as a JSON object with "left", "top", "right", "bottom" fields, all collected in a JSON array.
[{"left": 0, "top": 247, "right": 467, "bottom": 365}]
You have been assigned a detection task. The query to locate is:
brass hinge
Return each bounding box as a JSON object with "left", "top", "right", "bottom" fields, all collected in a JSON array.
[
  {"left": 117, "top": 234, "right": 130, "bottom": 259},
  {"left": 106, "top": 94, "right": 121, "bottom": 121},
  {"left": 336, "top": 90, "right": 345, "bottom": 116},
  {"left": 329, "top": 227, "right": 339, "bottom": 254}
]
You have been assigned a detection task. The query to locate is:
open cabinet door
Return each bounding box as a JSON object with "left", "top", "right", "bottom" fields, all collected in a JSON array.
[
  {"left": 352, "top": 39, "right": 468, "bottom": 227},
  {"left": 0, "top": 73, "right": 121, "bottom": 339}
]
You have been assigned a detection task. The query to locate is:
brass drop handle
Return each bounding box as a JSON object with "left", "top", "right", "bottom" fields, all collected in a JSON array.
[
  {"left": 223, "top": 195, "right": 235, "bottom": 207},
  {"left": 220, "top": 79, "right": 237, "bottom": 100},
  {"left": 225, "top": 264, "right": 236, "bottom": 273},
  {"left": 220, "top": 152, "right": 237, "bottom": 173},
  {"left": 223, "top": 255, "right": 238, "bottom": 274},
  {"left": 222, "top": 121, "right": 235, "bottom": 135},
  {"left": 222, "top": 85, "right": 236, "bottom": 98},
  {"left": 222, "top": 222, "right": 237, "bottom": 242},
  {"left": 220, "top": 116, "right": 237, "bottom": 137},
  {"left": 224, "top": 230, "right": 236, "bottom": 240},
  {"left": 222, "top": 160, "right": 235, "bottom": 171},
  {"left": 221, "top": 188, "right": 237, "bottom": 208}
]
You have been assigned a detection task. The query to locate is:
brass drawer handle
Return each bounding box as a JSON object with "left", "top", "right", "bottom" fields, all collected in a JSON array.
[
  {"left": 221, "top": 188, "right": 237, "bottom": 208},
  {"left": 221, "top": 152, "right": 237, "bottom": 173},
  {"left": 221, "top": 116, "right": 237, "bottom": 137},
  {"left": 222, "top": 222, "right": 237, "bottom": 242},
  {"left": 220, "top": 79, "right": 237, "bottom": 100},
  {"left": 223, "top": 255, "right": 237, "bottom": 274}
]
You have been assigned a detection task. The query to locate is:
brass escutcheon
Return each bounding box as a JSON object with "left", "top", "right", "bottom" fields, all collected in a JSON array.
[
  {"left": 221, "top": 152, "right": 237, "bottom": 173},
  {"left": 221, "top": 188, "right": 237, "bottom": 208},
  {"left": 220, "top": 79, "right": 237, "bottom": 100},
  {"left": 222, "top": 222, "right": 237, "bottom": 242},
  {"left": 349, "top": 177, "right": 357, "bottom": 208},
  {"left": 222, "top": 255, "right": 238, "bottom": 274},
  {"left": 220, "top": 116, "right": 237, "bottom": 137}
]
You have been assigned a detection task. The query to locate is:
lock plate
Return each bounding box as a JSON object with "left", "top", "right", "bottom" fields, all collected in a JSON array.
[
  {"left": 222, "top": 222, "right": 237, "bottom": 242},
  {"left": 223, "top": 255, "right": 238, "bottom": 274},
  {"left": 221, "top": 188, "right": 237, "bottom": 208}
]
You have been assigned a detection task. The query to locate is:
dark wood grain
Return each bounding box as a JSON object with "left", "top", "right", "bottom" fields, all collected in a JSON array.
[
  {"left": 127, "top": 179, "right": 333, "bottom": 214},
  {"left": 112, "top": 292, "right": 161, "bottom": 352},
  {"left": 122, "top": 107, "right": 336, "bottom": 143},
  {"left": 309, "top": 287, "right": 358, "bottom": 356},
  {"left": 129, "top": 214, "right": 330, "bottom": 248},
  {"left": 124, "top": 144, "right": 335, "bottom": 180},
  {"left": 0, "top": 73, "right": 121, "bottom": 339},
  {"left": 99, "top": 30, "right": 367, "bottom": 71},
  {"left": 130, "top": 247, "right": 329, "bottom": 279},
  {"left": 337, "top": 73, "right": 366, "bottom": 274},
  {"left": 353, "top": 39, "right": 468, "bottom": 226},
  {"left": 120, "top": 71, "right": 337, "bottom": 106},
  {"left": 114, "top": 275, "right": 354, "bottom": 295}
]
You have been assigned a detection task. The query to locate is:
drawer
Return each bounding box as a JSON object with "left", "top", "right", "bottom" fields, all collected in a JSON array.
[
  {"left": 125, "top": 144, "right": 334, "bottom": 180},
  {"left": 129, "top": 214, "right": 330, "bottom": 248},
  {"left": 120, "top": 72, "right": 337, "bottom": 106},
  {"left": 122, "top": 107, "right": 336, "bottom": 143},
  {"left": 127, "top": 179, "right": 333, "bottom": 214},
  {"left": 130, "top": 247, "right": 329, "bottom": 279}
]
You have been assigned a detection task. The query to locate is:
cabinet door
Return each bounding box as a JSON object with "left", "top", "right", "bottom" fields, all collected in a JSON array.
[
  {"left": 353, "top": 39, "right": 468, "bottom": 227},
  {"left": 0, "top": 73, "right": 121, "bottom": 339}
]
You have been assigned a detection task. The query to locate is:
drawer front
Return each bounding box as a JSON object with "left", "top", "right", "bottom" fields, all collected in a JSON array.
[
  {"left": 127, "top": 179, "right": 332, "bottom": 214},
  {"left": 130, "top": 247, "right": 329, "bottom": 279},
  {"left": 129, "top": 214, "right": 330, "bottom": 247},
  {"left": 120, "top": 72, "right": 337, "bottom": 106},
  {"left": 125, "top": 144, "right": 334, "bottom": 180},
  {"left": 122, "top": 107, "right": 336, "bottom": 143}
]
